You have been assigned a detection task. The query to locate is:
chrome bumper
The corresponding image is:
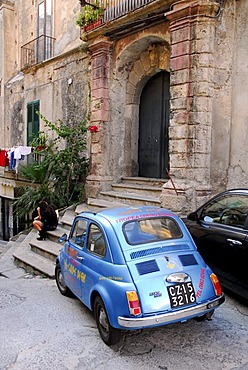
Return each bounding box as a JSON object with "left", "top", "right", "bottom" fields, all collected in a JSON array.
[{"left": 118, "top": 294, "right": 225, "bottom": 328}]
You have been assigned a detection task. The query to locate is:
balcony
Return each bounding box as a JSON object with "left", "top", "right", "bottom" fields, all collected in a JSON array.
[
  {"left": 80, "top": 0, "right": 157, "bottom": 25},
  {"left": 79, "top": 0, "right": 170, "bottom": 37},
  {"left": 21, "top": 35, "right": 55, "bottom": 70}
]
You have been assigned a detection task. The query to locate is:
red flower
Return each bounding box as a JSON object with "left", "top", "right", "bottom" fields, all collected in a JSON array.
[{"left": 88, "top": 125, "right": 99, "bottom": 133}]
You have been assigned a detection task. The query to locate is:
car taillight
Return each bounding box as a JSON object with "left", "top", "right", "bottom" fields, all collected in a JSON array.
[
  {"left": 210, "top": 273, "right": 222, "bottom": 296},
  {"left": 126, "top": 291, "right": 141, "bottom": 316}
]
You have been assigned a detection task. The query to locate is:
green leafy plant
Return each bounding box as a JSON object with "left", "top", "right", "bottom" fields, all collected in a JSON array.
[
  {"left": 76, "top": 0, "right": 104, "bottom": 28},
  {"left": 14, "top": 115, "right": 89, "bottom": 219},
  {"left": 31, "top": 131, "right": 47, "bottom": 148}
]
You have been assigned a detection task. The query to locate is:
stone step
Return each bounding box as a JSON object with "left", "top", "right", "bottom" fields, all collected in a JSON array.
[
  {"left": 11, "top": 176, "right": 165, "bottom": 278},
  {"left": 29, "top": 237, "right": 62, "bottom": 262},
  {"left": 98, "top": 190, "right": 161, "bottom": 206},
  {"left": 121, "top": 176, "right": 167, "bottom": 187},
  {"left": 46, "top": 224, "right": 69, "bottom": 243},
  {"left": 59, "top": 208, "right": 76, "bottom": 230},
  {"left": 0, "top": 231, "right": 29, "bottom": 279},
  {"left": 13, "top": 229, "right": 56, "bottom": 278},
  {"left": 111, "top": 182, "right": 162, "bottom": 197},
  {"left": 14, "top": 243, "right": 55, "bottom": 278},
  {"left": 86, "top": 198, "right": 126, "bottom": 210},
  {"left": 13, "top": 222, "right": 71, "bottom": 278},
  {"left": 74, "top": 202, "right": 91, "bottom": 214}
]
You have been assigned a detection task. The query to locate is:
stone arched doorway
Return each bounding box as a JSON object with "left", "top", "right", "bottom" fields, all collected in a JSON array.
[
  {"left": 138, "top": 70, "right": 170, "bottom": 178},
  {"left": 85, "top": 36, "right": 171, "bottom": 199}
]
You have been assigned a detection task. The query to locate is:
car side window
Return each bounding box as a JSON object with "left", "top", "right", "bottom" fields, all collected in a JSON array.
[
  {"left": 70, "top": 219, "right": 87, "bottom": 248},
  {"left": 87, "top": 224, "right": 106, "bottom": 257},
  {"left": 201, "top": 194, "right": 248, "bottom": 229}
]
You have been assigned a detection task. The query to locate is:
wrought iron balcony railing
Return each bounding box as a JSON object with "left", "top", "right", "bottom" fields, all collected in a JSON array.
[
  {"left": 21, "top": 35, "right": 55, "bottom": 70},
  {"left": 80, "top": 0, "right": 156, "bottom": 24}
]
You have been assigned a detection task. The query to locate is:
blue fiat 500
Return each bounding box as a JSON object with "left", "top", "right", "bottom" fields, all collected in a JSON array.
[{"left": 55, "top": 206, "right": 225, "bottom": 345}]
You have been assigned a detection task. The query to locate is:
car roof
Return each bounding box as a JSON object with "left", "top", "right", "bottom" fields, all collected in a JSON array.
[
  {"left": 78, "top": 205, "right": 176, "bottom": 225},
  {"left": 208, "top": 188, "right": 248, "bottom": 200},
  {"left": 226, "top": 188, "right": 248, "bottom": 193}
]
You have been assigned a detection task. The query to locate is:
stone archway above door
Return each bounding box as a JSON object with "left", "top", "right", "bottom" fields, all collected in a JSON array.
[
  {"left": 124, "top": 42, "right": 171, "bottom": 178},
  {"left": 85, "top": 36, "right": 171, "bottom": 208}
]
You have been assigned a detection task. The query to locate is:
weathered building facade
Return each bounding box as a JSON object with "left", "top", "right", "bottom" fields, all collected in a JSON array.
[
  {"left": 0, "top": 0, "right": 88, "bottom": 238},
  {"left": 0, "top": 0, "right": 248, "bottom": 238}
]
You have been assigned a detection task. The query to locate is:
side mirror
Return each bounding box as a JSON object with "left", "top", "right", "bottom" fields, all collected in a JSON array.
[
  {"left": 187, "top": 212, "right": 199, "bottom": 222},
  {"left": 58, "top": 233, "right": 68, "bottom": 243}
]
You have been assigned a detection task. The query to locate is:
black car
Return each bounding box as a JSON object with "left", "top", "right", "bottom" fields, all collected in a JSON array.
[{"left": 183, "top": 189, "right": 248, "bottom": 300}]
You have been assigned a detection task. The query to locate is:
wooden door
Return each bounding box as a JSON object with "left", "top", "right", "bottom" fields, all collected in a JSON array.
[{"left": 138, "top": 71, "right": 170, "bottom": 178}]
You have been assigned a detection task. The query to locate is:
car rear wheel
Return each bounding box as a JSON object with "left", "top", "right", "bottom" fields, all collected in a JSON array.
[
  {"left": 94, "top": 296, "right": 121, "bottom": 345},
  {"left": 55, "top": 263, "right": 73, "bottom": 297}
]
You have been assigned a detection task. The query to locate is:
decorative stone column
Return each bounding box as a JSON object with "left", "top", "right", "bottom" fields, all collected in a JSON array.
[
  {"left": 85, "top": 39, "right": 113, "bottom": 199},
  {"left": 161, "top": 0, "right": 220, "bottom": 214}
]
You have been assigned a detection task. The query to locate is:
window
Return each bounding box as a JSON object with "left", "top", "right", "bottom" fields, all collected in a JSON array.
[
  {"left": 200, "top": 194, "right": 248, "bottom": 228},
  {"left": 38, "top": 0, "right": 52, "bottom": 37},
  {"left": 70, "top": 219, "right": 87, "bottom": 248},
  {"left": 27, "top": 100, "right": 40, "bottom": 146},
  {"left": 124, "top": 217, "right": 182, "bottom": 245},
  {"left": 37, "top": 0, "right": 53, "bottom": 62},
  {"left": 87, "top": 224, "right": 106, "bottom": 257}
]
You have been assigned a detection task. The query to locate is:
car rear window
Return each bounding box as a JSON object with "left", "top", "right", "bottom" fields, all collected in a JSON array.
[{"left": 123, "top": 217, "right": 183, "bottom": 245}]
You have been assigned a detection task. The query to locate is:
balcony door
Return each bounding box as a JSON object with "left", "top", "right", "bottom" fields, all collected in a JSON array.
[
  {"left": 37, "top": 0, "right": 53, "bottom": 62},
  {"left": 138, "top": 71, "right": 170, "bottom": 178}
]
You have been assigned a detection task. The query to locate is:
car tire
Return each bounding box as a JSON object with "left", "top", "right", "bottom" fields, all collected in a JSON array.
[
  {"left": 94, "top": 296, "right": 121, "bottom": 345},
  {"left": 55, "top": 263, "right": 73, "bottom": 297}
]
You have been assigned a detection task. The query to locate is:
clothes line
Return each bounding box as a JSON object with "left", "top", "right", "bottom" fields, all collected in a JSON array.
[{"left": 0, "top": 146, "right": 33, "bottom": 172}]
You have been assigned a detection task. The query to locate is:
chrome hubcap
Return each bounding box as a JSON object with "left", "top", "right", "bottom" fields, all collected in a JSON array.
[{"left": 99, "top": 308, "right": 108, "bottom": 332}]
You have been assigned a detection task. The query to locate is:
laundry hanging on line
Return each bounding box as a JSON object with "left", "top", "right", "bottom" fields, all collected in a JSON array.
[{"left": 0, "top": 146, "right": 33, "bottom": 171}]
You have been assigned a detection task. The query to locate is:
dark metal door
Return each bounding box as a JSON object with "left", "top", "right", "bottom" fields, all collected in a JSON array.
[{"left": 138, "top": 71, "right": 170, "bottom": 178}]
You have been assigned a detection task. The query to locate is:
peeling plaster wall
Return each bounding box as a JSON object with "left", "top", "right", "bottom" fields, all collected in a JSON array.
[
  {"left": 54, "top": 0, "right": 82, "bottom": 54},
  {"left": 228, "top": 0, "right": 248, "bottom": 188},
  {"left": 212, "top": 0, "right": 248, "bottom": 192},
  {"left": 0, "top": 0, "right": 15, "bottom": 148},
  {"left": 3, "top": 0, "right": 88, "bottom": 148},
  {"left": 4, "top": 50, "right": 89, "bottom": 147},
  {"left": 11, "top": 99, "right": 24, "bottom": 145},
  {"left": 15, "top": 0, "right": 82, "bottom": 61}
]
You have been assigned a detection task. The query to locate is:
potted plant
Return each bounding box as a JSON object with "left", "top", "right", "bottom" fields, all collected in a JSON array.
[
  {"left": 76, "top": 0, "right": 104, "bottom": 31},
  {"left": 31, "top": 132, "right": 47, "bottom": 151}
]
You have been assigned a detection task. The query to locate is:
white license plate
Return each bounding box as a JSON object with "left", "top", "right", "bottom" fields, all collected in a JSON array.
[{"left": 167, "top": 282, "right": 196, "bottom": 308}]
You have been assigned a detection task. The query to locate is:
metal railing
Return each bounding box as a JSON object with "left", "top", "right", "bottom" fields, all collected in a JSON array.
[
  {"left": 81, "top": 0, "right": 156, "bottom": 23},
  {"left": 21, "top": 34, "right": 55, "bottom": 69}
]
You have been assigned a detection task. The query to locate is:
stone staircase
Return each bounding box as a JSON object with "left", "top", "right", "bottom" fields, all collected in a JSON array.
[
  {"left": 89, "top": 177, "right": 165, "bottom": 207},
  {"left": 12, "top": 177, "right": 166, "bottom": 278},
  {"left": 12, "top": 209, "right": 80, "bottom": 278}
]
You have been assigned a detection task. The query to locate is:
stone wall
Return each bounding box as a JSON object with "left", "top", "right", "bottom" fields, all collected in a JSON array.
[
  {"left": 0, "top": 0, "right": 15, "bottom": 148},
  {"left": 86, "top": 0, "right": 248, "bottom": 213},
  {"left": 212, "top": 0, "right": 248, "bottom": 192},
  {"left": 85, "top": 22, "right": 171, "bottom": 197},
  {"left": 2, "top": 0, "right": 89, "bottom": 148},
  {"left": 4, "top": 50, "right": 89, "bottom": 148},
  {"left": 2, "top": 0, "right": 248, "bottom": 217}
]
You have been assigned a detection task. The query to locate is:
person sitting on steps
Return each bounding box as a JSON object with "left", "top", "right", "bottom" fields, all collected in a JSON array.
[{"left": 33, "top": 200, "right": 58, "bottom": 241}]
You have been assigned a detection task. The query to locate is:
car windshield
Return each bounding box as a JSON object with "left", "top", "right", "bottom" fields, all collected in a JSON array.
[{"left": 123, "top": 217, "right": 182, "bottom": 245}]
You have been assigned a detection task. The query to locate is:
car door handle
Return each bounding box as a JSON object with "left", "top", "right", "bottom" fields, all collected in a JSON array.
[
  {"left": 226, "top": 238, "right": 242, "bottom": 246},
  {"left": 77, "top": 256, "right": 84, "bottom": 261}
]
